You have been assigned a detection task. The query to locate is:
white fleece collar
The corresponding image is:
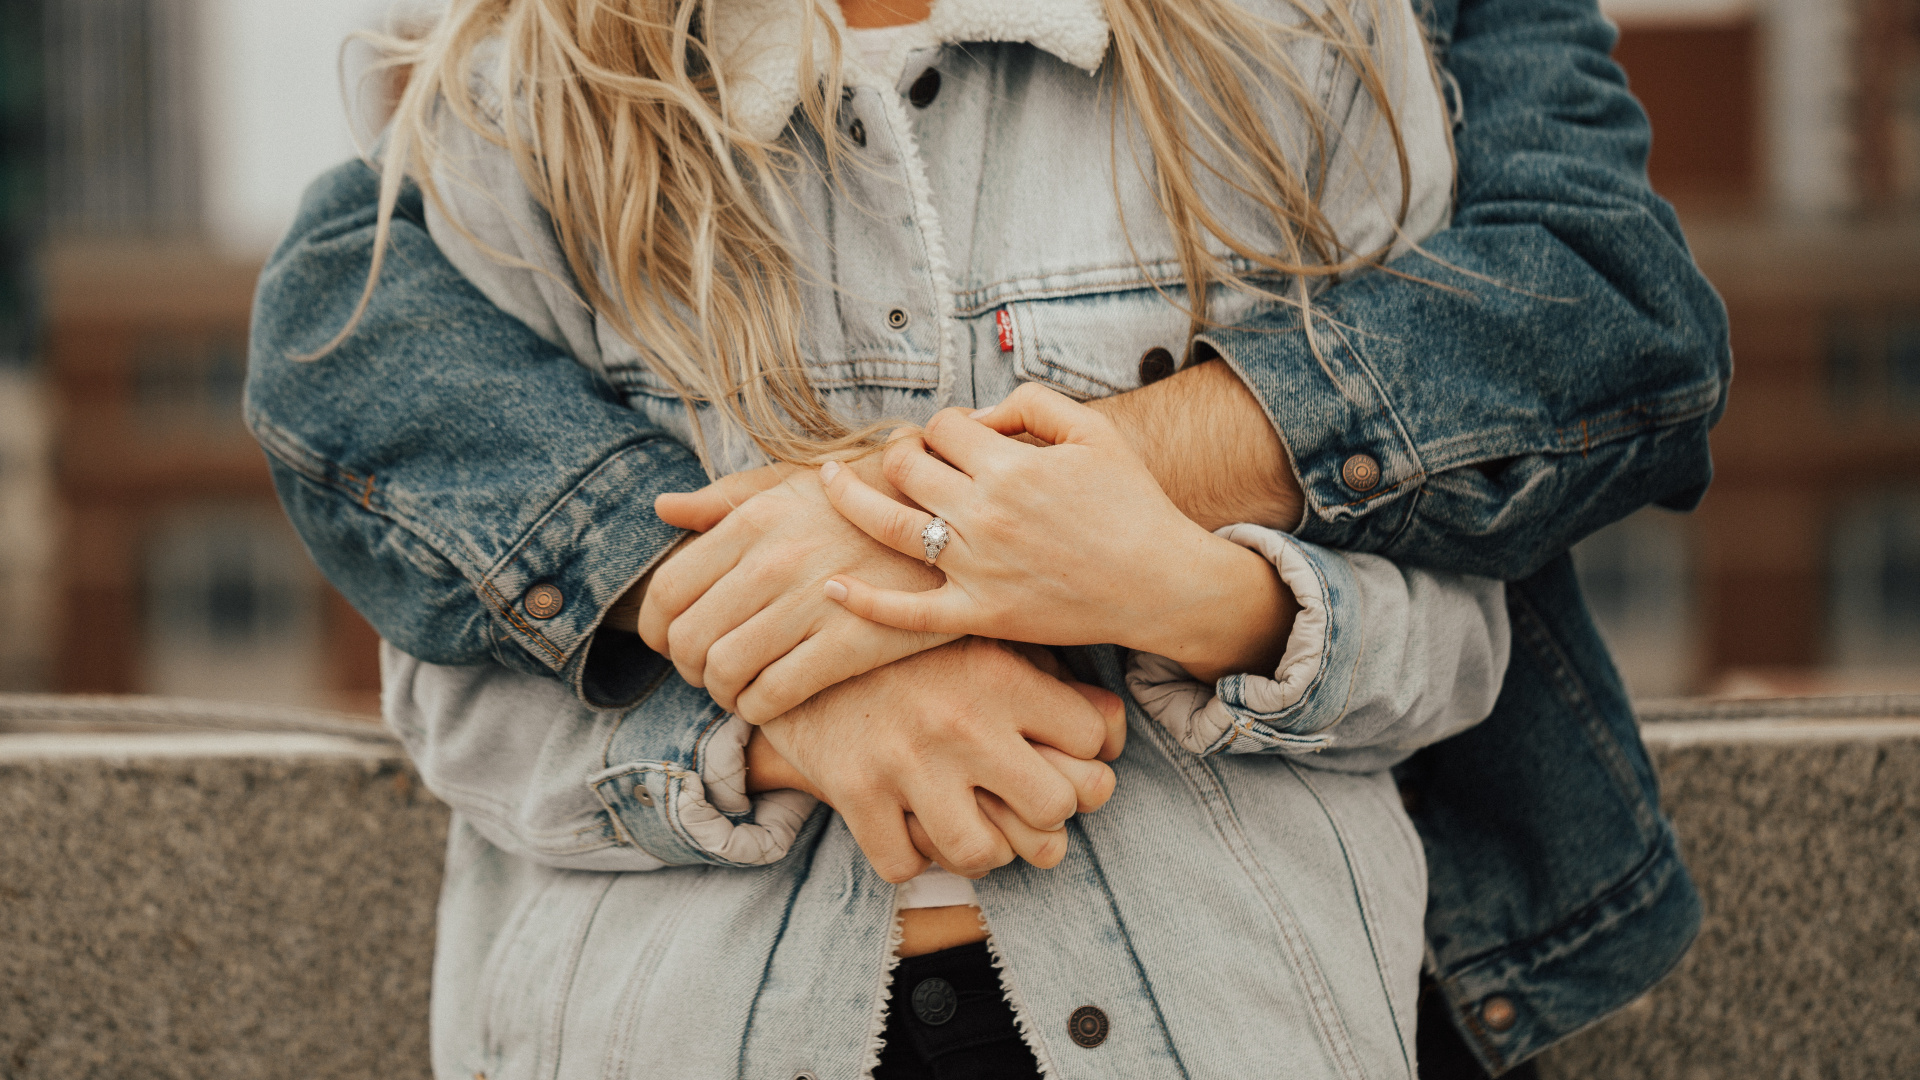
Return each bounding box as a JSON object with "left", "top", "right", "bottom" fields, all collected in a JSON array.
[{"left": 711, "top": 0, "right": 1111, "bottom": 140}]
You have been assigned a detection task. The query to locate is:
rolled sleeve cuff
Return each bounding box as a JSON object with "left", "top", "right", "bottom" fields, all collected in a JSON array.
[
  {"left": 1127, "top": 525, "right": 1363, "bottom": 757},
  {"left": 1196, "top": 310, "right": 1423, "bottom": 552},
  {"left": 588, "top": 672, "right": 818, "bottom": 867},
  {"left": 474, "top": 436, "right": 710, "bottom": 707}
]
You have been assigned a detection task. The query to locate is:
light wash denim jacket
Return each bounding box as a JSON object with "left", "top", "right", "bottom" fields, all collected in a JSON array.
[{"left": 246, "top": 0, "right": 1730, "bottom": 1073}]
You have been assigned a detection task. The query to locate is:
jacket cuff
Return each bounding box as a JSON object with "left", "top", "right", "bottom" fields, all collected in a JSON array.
[
  {"left": 471, "top": 436, "right": 709, "bottom": 706},
  {"left": 1127, "top": 525, "right": 1359, "bottom": 756},
  {"left": 1195, "top": 310, "right": 1423, "bottom": 552},
  {"left": 587, "top": 672, "right": 818, "bottom": 867}
]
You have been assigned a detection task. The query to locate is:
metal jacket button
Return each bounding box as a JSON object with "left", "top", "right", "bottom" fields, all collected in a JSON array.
[
  {"left": 524, "top": 583, "right": 564, "bottom": 619},
  {"left": 848, "top": 118, "right": 867, "bottom": 147},
  {"left": 911, "top": 978, "right": 957, "bottom": 1025},
  {"left": 886, "top": 308, "right": 911, "bottom": 330},
  {"left": 1067, "top": 1005, "right": 1108, "bottom": 1047},
  {"left": 1481, "top": 995, "right": 1517, "bottom": 1032},
  {"left": 1137, "top": 346, "right": 1175, "bottom": 385},
  {"left": 631, "top": 779, "right": 653, "bottom": 807},
  {"left": 908, "top": 68, "right": 941, "bottom": 108},
  {"left": 1341, "top": 453, "right": 1382, "bottom": 492}
]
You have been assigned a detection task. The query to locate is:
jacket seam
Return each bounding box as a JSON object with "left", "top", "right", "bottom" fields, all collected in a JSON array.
[
  {"left": 1413, "top": 376, "right": 1723, "bottom": 469},
  {"left": 1148, "top": 720, "right": 1365, "bottom": 1079},
  {"left": 1509, "top": 583, "right": 1660, "bottom": 838},
  {"left": 1289, "top": 762, "right": 1420, "bottom": 1079}
]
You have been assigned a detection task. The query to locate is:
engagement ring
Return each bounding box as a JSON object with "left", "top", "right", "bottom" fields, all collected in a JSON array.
[{"left": 921, "top": 517, "right": 951, "bottom": 566}]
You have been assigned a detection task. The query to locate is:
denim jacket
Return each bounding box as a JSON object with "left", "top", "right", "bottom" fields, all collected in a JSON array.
[{"left": 246, "top": 0, "right": 1728, "bottom": 1072}]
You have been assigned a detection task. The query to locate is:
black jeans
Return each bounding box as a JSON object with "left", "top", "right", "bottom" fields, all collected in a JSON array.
[
  {"left": 873, "top": 944, "right": 1534, "bottom": 1080},
  {"left": 872, "top": 942, "right": 1042, "bottom": 1080}
]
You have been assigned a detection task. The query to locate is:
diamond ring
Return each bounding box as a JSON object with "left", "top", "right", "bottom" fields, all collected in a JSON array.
[{"left": 921, "top": 517, "right": 951, "bottom": 566}]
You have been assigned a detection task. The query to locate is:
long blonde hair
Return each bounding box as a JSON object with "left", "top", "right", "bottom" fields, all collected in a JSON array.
[{"left": 343, "top": 0, "right": 1421, "bottom": 467}]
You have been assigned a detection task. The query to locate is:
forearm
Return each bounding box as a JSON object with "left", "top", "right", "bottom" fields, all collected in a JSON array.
[{"left": 1089, "top": 357, "right": 1304, "bottom": 534}]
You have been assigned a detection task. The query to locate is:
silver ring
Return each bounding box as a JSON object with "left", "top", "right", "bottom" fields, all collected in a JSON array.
[{"left": 921, "top": 517, "right": 951, "bottom": 566}]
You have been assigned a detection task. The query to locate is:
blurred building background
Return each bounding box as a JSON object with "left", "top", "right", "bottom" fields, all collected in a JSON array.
[{"left": 0, "top": 0, "right": 1915, "bottom": 710}]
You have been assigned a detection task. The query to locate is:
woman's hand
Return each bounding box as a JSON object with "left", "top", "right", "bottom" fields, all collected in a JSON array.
[
  {"left": 819, "top": 384, "right": 1297, "bottom": 683},
  {"left": 638, "top": 460, "right": 959, "bottom": 722},
  {"left": 756, "top": 637, "right": 1126, "bottom": 882}
]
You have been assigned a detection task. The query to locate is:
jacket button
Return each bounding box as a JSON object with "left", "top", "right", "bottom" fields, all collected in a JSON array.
[
  {"left": 1481, "top": 995, "right": 1517, "bottom": 1032},
  {"left": 631, "top": 779, "right": 654, "bottom": 807},
  {"left": 886, "top": 308, "right": 911, "bottom": 330},
  {"left": 911, "top": 977, "right": 957, "bottom": 1025},
  {"left": 1340, "top": 453, "right": 1381, "bottom": 492},
  {"left": 1067, "top": 1005, "right": 1108, "bottom": 1048},
  {"left": 524, "top": 583, "right": 564, "bottom": 619},
  {"left": 908, "top": 67, "right": 941, "bottom": 108},
  {"left": 848, "top": 118, "right": 867, "bottom": 147},
  {"left": 1137, "top": 346, "right": 1175, "bottom": 385}
]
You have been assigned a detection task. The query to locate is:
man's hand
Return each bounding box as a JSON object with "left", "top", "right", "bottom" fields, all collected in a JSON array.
[
  {"left": 755, "top": 637, "right": 1125, "bottom": 882},
  {"left": 634, "top": 460, "right": 958, "bottom": 722}
]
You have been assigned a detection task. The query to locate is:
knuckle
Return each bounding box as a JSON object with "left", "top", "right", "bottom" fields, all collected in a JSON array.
[
  {"left": 886, "top": 505, "right": 923, "bottom": 545},
  {"left": 704, "top": 641, "right": 747, "bottom": 692},
  {"left": 945, "top": 833, "right": 1008, "bottom": 874},
  {"left": 736, "top": 494, "right": 784, "bottom": 531},
  {"left": 648, "top": 564, "right": 686, "bottom": 609},
  {"left": 1032, "top": 783, "right": 1078, "bottom": 829},
  {"left": 1065, "top": 721, "right": 1106, "bottom": 761},
  {"left": 1084, "top": 765, "right": 1116, "bottom": 807},
  {"left": 745, "top": 670, "right": 803, "bottom": 720},
  {"left": 882, "top": 439, "right": 919, "bottom": 480},
  {"left": 1030, "top": 831, "right": 1068, "bottom": 868},
  {"left": 924, "top": 408, "right": 964, "bottom": 438},
  {"left": 872, "top": 853, "right": 923, "bottom": 883},
  {"left": 758, "top": 544, "right": 808, "bottom": 582}
]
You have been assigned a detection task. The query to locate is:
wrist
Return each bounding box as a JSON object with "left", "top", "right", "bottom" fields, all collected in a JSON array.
[
  {"left": 606, "top": 531, "right": 697, "bottom": 635},
  {"left": 745, "top": 725, "right": 820, "bottom": 798},
  {"left": 1130, "top": 528, "right": 1296, "bottom": 684}
]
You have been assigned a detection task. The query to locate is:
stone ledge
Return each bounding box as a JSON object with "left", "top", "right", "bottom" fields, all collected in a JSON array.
[{"left": 2, "top": 695, "right": 1916, "bottom": 1080}]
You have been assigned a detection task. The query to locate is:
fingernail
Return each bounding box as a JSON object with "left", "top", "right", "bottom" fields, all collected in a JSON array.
[
  {"left": 823, "top": 580, "right": 849, "bottom": 602},
  {"left": 968, "top": 407, "right": 991, "bottom": 419},
  {"left": 819, "top": 460, "right": 841, "bottom": 483}
]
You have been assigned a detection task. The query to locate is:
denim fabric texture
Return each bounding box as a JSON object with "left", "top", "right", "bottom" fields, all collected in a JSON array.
[{"left": 246, "top": 0, "right": 1727, "bottom": 1071}]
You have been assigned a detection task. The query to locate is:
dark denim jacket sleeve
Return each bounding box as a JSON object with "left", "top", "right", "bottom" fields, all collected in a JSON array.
[
  {"left": 246, "top": 163, "right": 708, "bottom": 707},
  {"left": 1201, "top": 0, "right": 1731, "bottom": 579}
]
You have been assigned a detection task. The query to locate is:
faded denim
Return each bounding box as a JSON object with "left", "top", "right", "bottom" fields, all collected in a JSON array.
[{"left": 246, "top": 0, "right": 1728, "bottom": 1071}]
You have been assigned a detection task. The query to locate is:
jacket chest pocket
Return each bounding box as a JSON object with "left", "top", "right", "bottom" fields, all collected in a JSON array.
[
  {"left": 999, "top": 285, "right": 1262, "bottom": 401},
  {"left": 596, "top": 326, "right": 939, "bottom": 404}
]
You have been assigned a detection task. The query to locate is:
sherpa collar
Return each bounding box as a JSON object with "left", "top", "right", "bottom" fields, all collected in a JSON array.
[{"left": 710, "top": 0, "right": 1112, "bottom": 140}]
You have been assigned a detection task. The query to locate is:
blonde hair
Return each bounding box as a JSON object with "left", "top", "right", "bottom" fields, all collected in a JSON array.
[{"left": 342, "top": 0, "right": 1422, "bottom": 468}]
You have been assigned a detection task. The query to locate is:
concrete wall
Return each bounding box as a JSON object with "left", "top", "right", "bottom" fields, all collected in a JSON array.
[{"left": 2, "top": 694, "right": 1917, "bottom": 1080}]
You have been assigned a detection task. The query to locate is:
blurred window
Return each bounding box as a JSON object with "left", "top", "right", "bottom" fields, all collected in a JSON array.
[
  {"left": 131, "top": 329, "right": 247, "bottom": 435},
  {"left": 1573, "top": 510, "right": 1698, "bottom": 698},
  {"left": 1830, "top": 307, "right": 1920, "bottom": 416},
  {"left": 44, "top": 0, "right": 200, "bottom": 236},
  {"left": 1828, "top": 494, "right": 1920, "bottom": 671},
  {"left": 142, "top": 510, "right": 323, "bottom": 705}
]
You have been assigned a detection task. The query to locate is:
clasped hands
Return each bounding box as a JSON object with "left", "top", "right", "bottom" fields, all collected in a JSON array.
[{"left": 637, "top": 384, "right": 1295, "bottom": 883}]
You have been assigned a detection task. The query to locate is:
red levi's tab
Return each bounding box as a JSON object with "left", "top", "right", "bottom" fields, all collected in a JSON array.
[{"left": 996, "top": 308, "right": 1014, "bottom": 352}]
